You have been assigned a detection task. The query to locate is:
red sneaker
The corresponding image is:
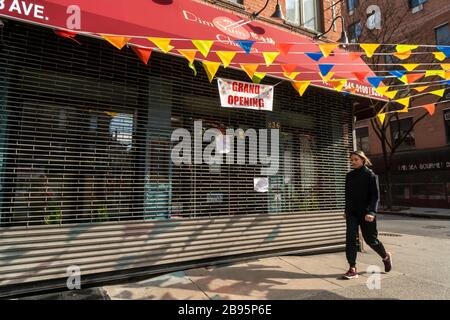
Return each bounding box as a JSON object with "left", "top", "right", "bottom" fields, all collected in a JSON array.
[{"left": 343, "top": 267, "right": 358, "bottom": 279}]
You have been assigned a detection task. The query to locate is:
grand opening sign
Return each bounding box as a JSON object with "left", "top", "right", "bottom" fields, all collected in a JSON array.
[{"left": 217, "top": 78, "right": 274, "bottom": 111}]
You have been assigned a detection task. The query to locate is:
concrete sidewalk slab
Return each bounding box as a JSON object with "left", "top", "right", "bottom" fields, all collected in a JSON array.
[{"left": 379, "top": 207, "right": 450, "bottom": 219}]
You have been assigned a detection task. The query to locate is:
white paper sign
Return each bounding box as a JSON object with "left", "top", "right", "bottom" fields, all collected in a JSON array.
[
  {"left": 217, "top": 78, "right": 274, "bottom": 111},
  {"left": 254, "top": 177, "right": 269, "bottom": 193}
]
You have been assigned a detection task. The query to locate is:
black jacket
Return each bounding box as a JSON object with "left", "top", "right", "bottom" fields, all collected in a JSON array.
[{"left": 345, "top": 166, "right": 380, "bottom": 216}]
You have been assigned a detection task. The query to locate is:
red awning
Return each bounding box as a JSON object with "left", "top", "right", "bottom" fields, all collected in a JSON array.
[{"left": 0, "top": 0, "right": 385, "bottom": 101}]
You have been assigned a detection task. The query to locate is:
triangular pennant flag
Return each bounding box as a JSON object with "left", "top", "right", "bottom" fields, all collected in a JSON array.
[
  {"left": 148, "top": 37, "right": 174, "bottom": 53},
  {"left": 276, "top": 43, "right": 294, "bottom": 56},
  {"left": 291, "top": 81, "right": 310, "bottom": 96},
  {"left": 235, "top": 40, "right": 255, "bottom": 54},
  {"left": 252, "top": 72, "right": 266, "bottom": 84},
  {"left": 329, "top": 80, "right": 347, "bottom": 92},
  {"left": 342, "top": 91, "right": 351, "bottom": 97},
  {"left": 395, "top": 97, "right": 410, "bottom": 108},
  {"left": 425, "top": 70, "right": 446, "bottom": 79},
  {"left": 240, "top": 64, "right": 259, "bottom": 79},
  {"left": 320, "top": 72, "right": 335, "bottom": 82},
  {"left": 367, "top": 76, "right": 384, "bottom": 88},
  {"left": 375, "top": 86, "right": 390, "bottom": 96},
  {"left": 202, "top": 61, "right": 221, "bottom": 83},
  {"left": 413, "top": 86, "right": 429, "bottom": 92},
  {"left": 305, "top": 52, "right": 324, "bottom": 62},
  {"left": 348, "top": 52, "right": 363, "bottom": 61},
  {"left": 319, "top": 64, "right": 334, "bottom": 77},
  {"left": 360, "top": 44, "right": 380, "bottom": 58},
  {"left": 191, "top": 40, "right": 214, "bottom": 58},
  {"left": 131, "top": 46, "right": 152, "bottom": 65},
  {"left": 401, "top": 73, "right": 424, "bottom": 84},
  {"left": 443, "top": 80, "right": 450, "bottom": 85},
  {"left": 54, "top": 29, "right": 80, "bottom": 44},
  {"left": 283, "top": 72, "right": 300, "bottom": 80},
  {"left": 429, "top": 89, "right": 445, "bottom": 97},
  {"left": 441, "top": 64, "right": 450, "bottom": 71},
  {"left": 377, "top": 113, "right": 386, "bottom": 124},
  {"left": 215, "top": 51, "right": 236, "bottom": 68},
  {"left": 398, "top": 105, "right": 409, "bottom": 113},
  {"left": 446, "top": 71, "right": 450, "bottom": 80},
  {"left": 422, "top": 104, "right": 436, "bottom": 116},
  {"left": 393, "top": 50, "right": 412, "bottom": 60},
  {"left": 389, "top": 70, "right": 407, "bottom": 79},
  {"left": 101, "top": 35, "right": 131, "bottom": 50},
  {"left": 319, "top": 43, "right": 338, "bottom": 57},
  {"left": 396, "top": 44, "right": 419, "bottom": 53},
  {"left": 281, "top": 64, "right": 298, "bottom": 74},
  {"left": 433, "top": 51, "right": 447, "bottom": 61},
  {"left": 436, "top": 46, "right": 450, "bottom": 58},
  {"left": 401, "top": 64, "right": 420, "bottom": 71},
  {"left": 384, "top": 90, "right": 398, "bottom": 99},
  {"left": 177, "top": 49, "right": 197, "bottom": 64},
  {"left": 262, "top": 52, "right": 280, "bottom": 66},
  {"left": 188, "top": 62, "right": 197, "bottom": 76},
  {"left": 352, "top": 71, "right": 369, "bottom": 82}
]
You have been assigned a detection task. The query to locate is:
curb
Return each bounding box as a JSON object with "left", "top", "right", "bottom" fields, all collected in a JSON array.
[{"left": 378, "top": 211, "right": 450, "bottom": 220}]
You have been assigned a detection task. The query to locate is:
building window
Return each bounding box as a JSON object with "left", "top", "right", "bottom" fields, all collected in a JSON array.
[
  {"left": 444, "top": 109, "right": 450, "bottom": 144},
  {"left": 347, "top": 0, "right": 359, "bottom": 12},
  {"left": 435, "top": 24, "right": 450, "bottom": 45},
  {"left": 285, "top": 0, "right": 321, "bottom": 32},
  {"left": 409, "top": 0, "right": 427, "bottom": 8},
  {"left": 355, "top": 127, "right": 369, "bottom": 154},
  {"left": 348, "top": 21, "right": 362, "bottom": 43},
  {"left": 390, "top": 118, "right": 416, "bottom": 151}
]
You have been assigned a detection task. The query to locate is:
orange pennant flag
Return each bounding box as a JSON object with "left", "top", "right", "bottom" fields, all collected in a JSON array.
[
  {"left": 422, "top": 104, "right": 436, "bottom": 116},
  {"left": 329, "top": 80, "right": 347, "bottom": 92},
  {"left": 262, "top": 52, "right": 280, "bottom": 66},
  {"left": 215, "top": 51, "right": 236, "bottom": 68},
  {"left": 276, "top": 43, "right": 294, "bottom": 56},
  {"left": 360, "top": 44, "right": 380, "bottom": 58},
  {"left": 54, "top": 29, "right": 80, "bottom": 44},
  {"left": 192, "top": 40, "right": 214, "bottom": 58},
  {"left": 283, "top": 72, "right": 300, "bottom": 80},
  {"left": 429, "top": 89, "right": 445, "bottom": 97},
  {"left": 177, "top": 49, "right": 197, "bottom": 64},
  {"left": 131, "top": 46, "right": 152, "bottom": 65},
  {"left": 148, "top": 37, "right": 174, "bottom": 53},
  {"left": 413, "top": 86, "right": 429, "bottom": 93},
  {"left": 202, "top": 61, "right": 221, "bottom": 83},
  {"left": 433, "top": 52, "right": 447, "bottom": 61},
  {"left": 240, "top": 64, "right": 259, "bottom": 80},
  {"left": 281, "top": 64, "right": 298, "bottom": 74},
  {"left": 441, "top": 64, "right": 450, "bottom": 71},
  {"left": 393, "top": 51, "right": 412, "bottom": 60},
  {"left": 401, "top": 73, "right": 424, "bottom": 84},
  {"left": 292, "top": 81, "right": 310, "bottom": 96},
  {"left": 101, "top": 35, "right": 131, "bottom": 50},
  {"left": 348, "top": 52, "right": 362, "bottom": 61},
  {"left": 319, "top": 43, "right": 338, "bottom": 57}
]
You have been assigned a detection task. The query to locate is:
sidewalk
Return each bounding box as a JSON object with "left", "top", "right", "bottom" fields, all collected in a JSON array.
[{"left": 378, "top": 207, "right": 450, "bottom": 219}]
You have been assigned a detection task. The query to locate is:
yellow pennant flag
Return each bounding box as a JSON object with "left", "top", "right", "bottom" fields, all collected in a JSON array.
[
  {"left": 240, "top": 64, "right": 259, "bottom": 80},
  {"left": 192, "top": 40, "right": 214, "bottom": 58},
  {"left": 441, "top": 64, "right": 450, "bottom": 71},
  {"left": 177, "top": 49, "right": 197, "bottom": 64},
  {"left": 215, "top": 51, "right": 236, "bottom": 68},
  {"left": 292, "top": 81, "right": 310, "bottom": 96},
  {"left": 375, "top": 86, "right": 390, "bottom": 96},
  {"left": 329, "top": 80, "right": 347, "bottom": 92},
  {"left": 360, "top": 44, "right": 380, "bottom": 58},
  {"left": 398, "top": 105, "right": 409, "bottom": 113},
  {"left": 252, "top": 72, "right": 266, "bottom": 84},
  {"left": 429, "top": 89, "right": 445, "bottom": 97},
  {"left": 384, "top": 90, "right": 398, "bottom": 99},
  {"left": 396, "top": 44, "right": 418, "bottom": 53},
  {"left": 320, "top": 72, "right": 335, "bottom": 82},
  {"left": 393, "top": 51, "right": 412, "bottom": 60},
  {"left": 283, "top": 72, "right": 300, "bottom": 80},
  {"left": 262, "top": 52, "right": 280, "bottom": 66},
  {"left": 413, "top": 86, "right": 429, "bottom": 93},
  {"left": 188, "top": 62, "right": 197, "bottom": 76},
  {"left": 425, "top": 70, "right": 446, "bottom": 79},
  {"left": 433, "top": 52, "right": 446, "bottom": 61},
  {"left": 395, "top": 97, "right": 410, "bottom": 108},
  {"left": 202, "top": 61, "right": 221, "bottom": 83},
  {"left": 377, "top": 113, "right": 386, "bottom": 124},
  {"left": 319, "top": 43, "right": 338, "bottom": 58},
  {"left": 101, "top": 35, "right": 131, "bottom": 50},
  {"left": 148, "top": 37, "right": 174, "bottom": 53},
  {"left": 401, "top": 64, "right": 419, "bottom": 71}
]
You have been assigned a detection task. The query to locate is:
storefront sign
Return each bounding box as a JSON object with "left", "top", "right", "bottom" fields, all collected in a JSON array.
[{"left": 217, "top": 78, "right": 274, "bottom": 111}]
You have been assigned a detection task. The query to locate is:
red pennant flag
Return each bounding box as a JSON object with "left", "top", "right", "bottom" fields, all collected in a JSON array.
[
  {"left": 131, "top": 46, "right": 152, "bottom": 65},
  {"left": 348, "top": 52, "right": 362, "bottom": 61},
  {"left": 54, "top": 29, "right": 80, "bottom": 44},
  {"left": 352, "top": 72, "right": 369, "bottom": 82},
  {"left": 281, "top": 64, "right": 298, "bottom": 74},
  {"left": 422, "top": 104, "right": 436, "bottom": 116},
  {"left": 276, "top": 43, "right": 294, "bottom": 56}
]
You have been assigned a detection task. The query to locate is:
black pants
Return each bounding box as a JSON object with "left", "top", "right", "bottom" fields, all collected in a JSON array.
[{"left": 345, "top": 212, "right": 387, "bottom": 268}]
